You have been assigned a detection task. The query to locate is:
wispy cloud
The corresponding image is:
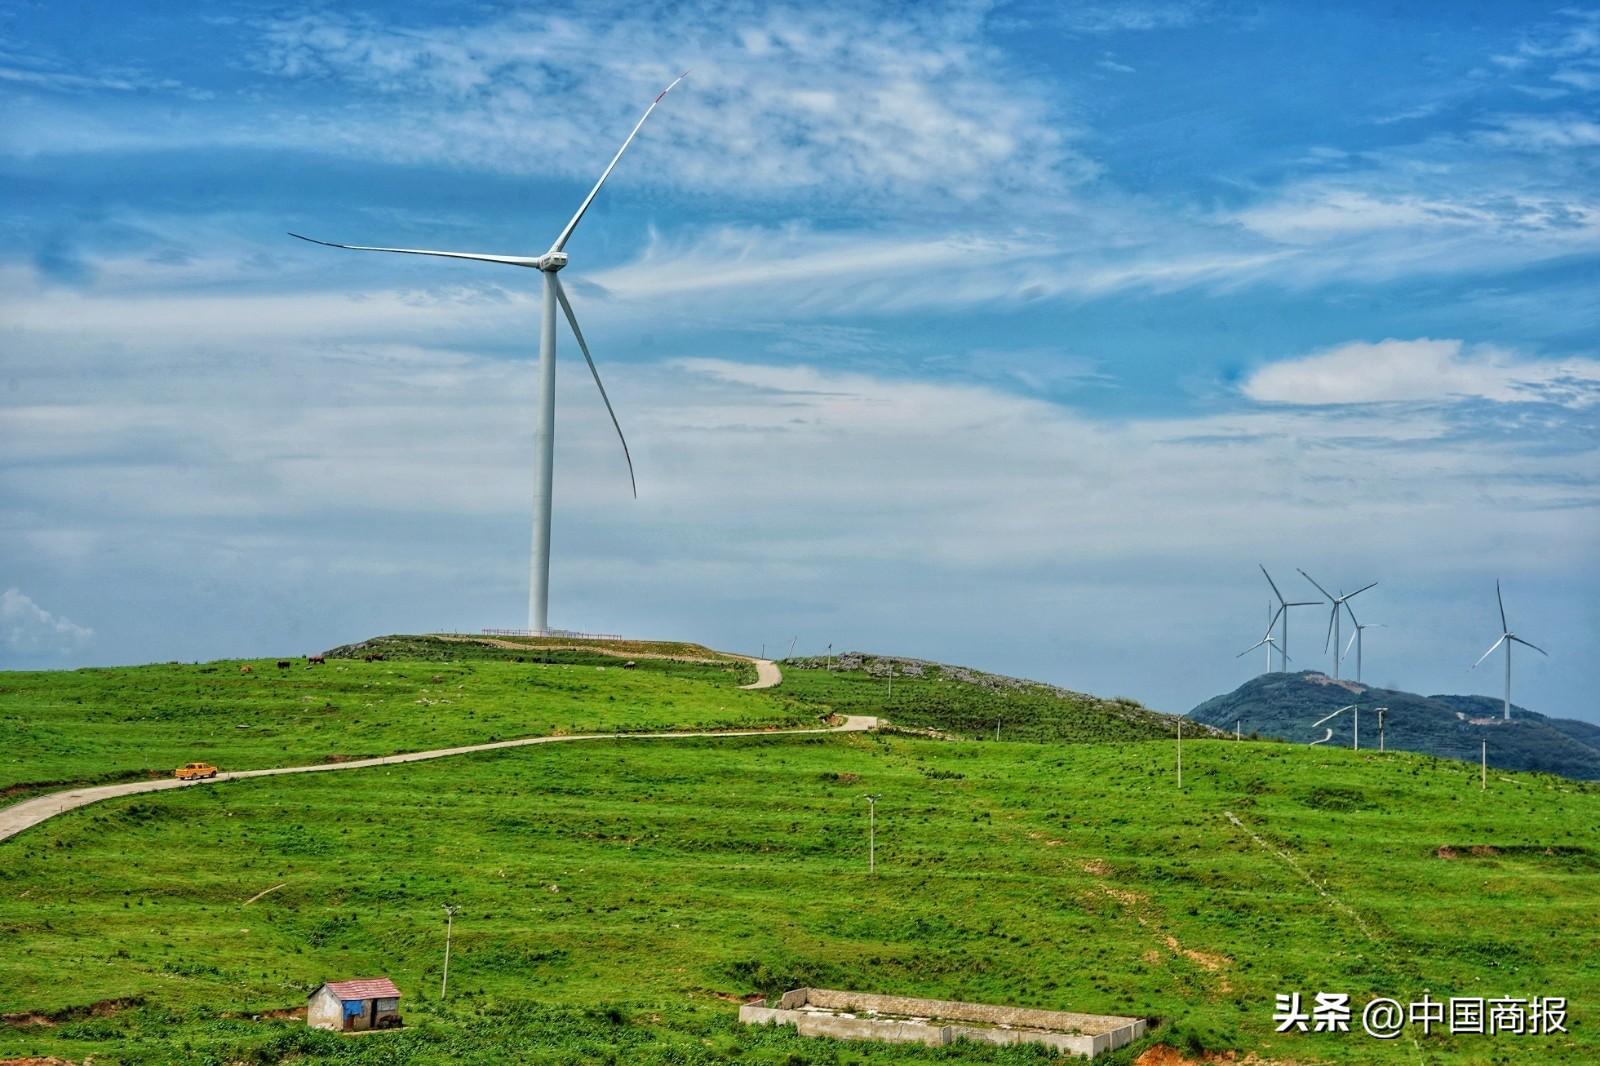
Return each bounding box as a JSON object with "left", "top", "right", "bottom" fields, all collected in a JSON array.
[
  {"left": 237, "top": 4, "right": 1086, "bottom": 210},
  {"left": 0, "top": 588, "right": 93, "bottom": 654},
  {"left": 1241, "top": 338, "right": 1600, "bottom": 408}
]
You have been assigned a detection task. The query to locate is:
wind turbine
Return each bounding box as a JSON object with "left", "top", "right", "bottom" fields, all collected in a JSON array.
[
  {"left": 1238, "top": 606, "right": 1291, "bottom": 674},
  {"left": 1339, "top": 608, "right": 1385, "bottom": 684},
  {"left": 1471, "top": 580, "right": 1548, "bottom": 720},
  {"left": 1312, "top": 703, "right": 1359, "bottom": 749},
  {"left": 1259, "top": 565, "right": 1318, "bottom": 672},
  {"left": 1298, "top": 569, "right": 1376, "bottom": 680},
  {"left": 290, "top": 74, "right": 689, "bottom": 635}
]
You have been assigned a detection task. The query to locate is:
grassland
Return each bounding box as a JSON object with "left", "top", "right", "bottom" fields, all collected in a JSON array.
[
  {"left": 778, "top": 654, "right": 1190, "bottom": 743},
  {"left": 0, "top": 637, "right": 780, "bottom": 798},
  {"left": 2, "top": 639, "right": 1596, "bottom": 1065}
]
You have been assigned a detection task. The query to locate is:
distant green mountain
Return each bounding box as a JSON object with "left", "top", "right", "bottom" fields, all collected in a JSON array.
[{"left": 1190, "top": 671, "right": 1600, "bottom": 780}]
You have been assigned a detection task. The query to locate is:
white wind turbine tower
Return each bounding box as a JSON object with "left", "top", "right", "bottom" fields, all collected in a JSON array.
[
  {"left": 1298, "top": 569, "right": 1376, "bottom": 680},
  {"left": 290, "top": 74, "right": 688, "bottom": 634},
  {"left": 1471, "top": 580, "right": 1548, "bottom": 720},
  {"left": 1259, "top": 565, "right": 1318, "bottom": 672},
  {"left": 1339, "top": 605, "right": 1385, "bottom": 684}
]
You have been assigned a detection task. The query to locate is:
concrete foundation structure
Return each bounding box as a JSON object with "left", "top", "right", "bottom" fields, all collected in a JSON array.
[{"left": 738, "top": 987, "right": 1146, "bottom": 1058}]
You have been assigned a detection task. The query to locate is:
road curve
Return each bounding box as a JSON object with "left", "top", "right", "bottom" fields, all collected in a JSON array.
[
  {"left": 739, "top": 658, "right": 783, "bottom": 690},
  {"left": 0, "top": 715, "right": 876, "bottom": 845}
]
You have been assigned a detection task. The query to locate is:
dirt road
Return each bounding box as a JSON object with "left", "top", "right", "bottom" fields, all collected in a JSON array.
[
  {"left": 739, "top": 659, "right": 783, "bottom": 689},
  {"left": 0, "top": 714, "right": 874, "bottom": 845}
]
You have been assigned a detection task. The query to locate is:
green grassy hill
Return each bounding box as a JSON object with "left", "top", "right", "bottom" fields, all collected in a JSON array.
[
  {"left": 782, "top": 652, "right": 1200, "bottom": 742},
  {"left": 3, "top": 640, "right": 1597, "bottom": 1065},
  {"left": 1189, "top": 671, "right": 1600, "bottom": 780}
]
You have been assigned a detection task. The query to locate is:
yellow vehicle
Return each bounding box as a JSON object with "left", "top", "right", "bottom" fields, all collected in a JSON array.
[{"left": 174, "top": 762, "right": 218, "bottom": 781}]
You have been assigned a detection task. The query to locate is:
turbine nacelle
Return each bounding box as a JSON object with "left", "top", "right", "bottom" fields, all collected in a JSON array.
[{"left": 537, "top": 251, "right": 570, "bottom": 272}]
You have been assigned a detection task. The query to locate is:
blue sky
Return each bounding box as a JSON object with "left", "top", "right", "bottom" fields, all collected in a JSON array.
[{"left": 3, "top": 0, "right": 1597, "bottom": 722}]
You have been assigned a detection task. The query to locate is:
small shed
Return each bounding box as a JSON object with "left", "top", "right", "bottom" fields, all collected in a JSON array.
[{"left": 306, "top": 977, "right": 403, "bottom": 1032}]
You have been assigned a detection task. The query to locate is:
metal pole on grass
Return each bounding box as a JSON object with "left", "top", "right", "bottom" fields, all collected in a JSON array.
[
  {"left": 1482, "top": 741, "right": 1487, "bottom": 790},
  {"left": 864, "top": 794, "right": 880, "bottom": 875},
  {"left": 441, "top": 904, "right": 457, "bottom": 1000}
]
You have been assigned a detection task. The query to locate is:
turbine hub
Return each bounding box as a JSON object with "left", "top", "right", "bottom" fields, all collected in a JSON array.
[{"left": 537, "top": 251, "right": 569, "bottom": 272}]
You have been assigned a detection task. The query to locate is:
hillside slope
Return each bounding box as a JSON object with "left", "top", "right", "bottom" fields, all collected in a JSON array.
[
  {"left": 783, "top": 651, "right": 1211, "bottom": 742},
  {"left": 1190, "top": 671, "right": 1600, "bottom": 779},
  {"left": 0, "top": 637, "right": 1193, "bottom": 802}
]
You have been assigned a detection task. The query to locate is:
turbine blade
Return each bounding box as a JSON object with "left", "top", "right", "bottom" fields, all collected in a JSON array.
[
  {"left": 1510, "top": 635, "right": 1549, "bottom": 657},
  {"left": 1289, "top": 601, "right": 1321, "bottom": 607},
  {"left": 1309, "top": 728, "right": 1334, "bottom": 745},
  {"left": 552, "top": 275, "right": 637, "bottom": 498},
  {"left": 1341, "top": 629, "right": 1358, "bottom": 662},
  {"left": 1346, "top": 580, "right": 1378, "bottom": 600},
  {"left": 1259, "top": 564, "right": 1286, "bottom": 605},
  {"left": 549, "top": 73, "right": 689, "bottom": 254},
  {"left": 1324, "top": 605, "right": 1336, "bottom": 652},
  {"left": 1471, "top": 635, "right": 1507, "bottom": 669},
  {"left": 1265, "top": 604, "right": 1285, "bottom": 635},
  {"left": 1298, "top": 568, "right": 1335, "bottom": 602},
  {"left": 1344, "top": 599, "right": 1360, "bottom": 629},
  {"left": 1237, "top": 637, "right": 1270, "bottom": 657},
  {"left": 1496, "top": 579, "right": 1507, "bottom": 633},
  {"left": 287, "top": 233, "right": 538, "bottom": 268}
]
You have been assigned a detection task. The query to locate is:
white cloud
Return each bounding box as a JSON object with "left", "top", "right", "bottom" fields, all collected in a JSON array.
[
  {"left": 1, "top": 588, "right": 93, "bottom": 653},
  {"left": 236, "top": 4, "right": 1085, "bottom": 209},
  {"left": 1241, "top": 338, "right": 1600, "bottom": 407}
]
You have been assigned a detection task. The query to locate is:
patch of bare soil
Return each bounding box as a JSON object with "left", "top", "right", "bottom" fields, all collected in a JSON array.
[
  {"left": 1134, "top": 1045, "right": 1301, "bottom": 1066},
  {"left": 0, "top": 1057, "right": 82, "bottom": 1066},
  {"left": 0, "top": 1013, "right": 53, "bottom": 1027}
]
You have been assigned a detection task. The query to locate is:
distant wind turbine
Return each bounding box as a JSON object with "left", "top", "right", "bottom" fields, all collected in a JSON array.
[
  {"left": 1298, "top": 569, "right": 1376, "bottom": 680},
  {"left": 290, "top": 74, "right": 689, "bottom": 634},
  {"left": 1238, "top": 604, "right": 1291, "bottom": 674},
  {"left": 1259, "top": 565, "right": 1319, "bottom": 671},
  {"left": 1471, "top": 580, "right": 1548, "bottom": 720},
  {"left": 1339, "top": 606, "right": 1385, "bottom": 684},
  {"left": 1312, "top": 703, "right": 1359, "bottom": 749}
]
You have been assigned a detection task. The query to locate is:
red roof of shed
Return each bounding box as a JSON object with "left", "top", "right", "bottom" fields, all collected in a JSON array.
[{"left": 322, "top": 977, "right": 401, "bottom": 1000}]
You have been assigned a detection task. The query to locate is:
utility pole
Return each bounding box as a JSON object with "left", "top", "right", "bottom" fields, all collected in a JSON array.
[
  {"left": 886, "top": 664, "right": 892, "bottom": 702},
  {"left": 994, "top": 716, "right": 1002, "bottom": 742},
  {"left": 827, "top": 643, "right": 833, "bottom": 671},
  {"left": 1236, "top": 720, "right": 1241, "bottom": 741},
  {"left": 440, "top": 904, "right": 458, "bottom": 1000},
  {"left": 1376, "top": 707, "right": 1386, "bottom": 752},
  {"left": 1353, "top": 705, "right": 1359, "bottom": 752},
  {"left": 1481, "top": 741, "right": 1487, "bottom": 790},
  {"left": 864, "top": 794, "right": 880, "bottom": 875},
  {"left": 1176, "top": 718, "right": 1183, "bottom": 790}
]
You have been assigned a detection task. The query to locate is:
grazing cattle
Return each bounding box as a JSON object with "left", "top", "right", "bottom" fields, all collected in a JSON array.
[
  {"left": 276, "top": 660, "right": 291, "bottom": 670},
  {"left": 362, "top": 653, "right": 386, "bottom": 662},
  {"left": 308, "top": 655, "right": 326, "bottom": 666},
  {"left": 239, "top": 664, "right": 253, "bottom": 675}
]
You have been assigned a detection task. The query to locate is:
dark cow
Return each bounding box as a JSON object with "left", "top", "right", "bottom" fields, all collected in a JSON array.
[
  {"left": 308, "top": 655, "right": 326, "bottom": 666},
  {"left": 276, "top": 660, "right": 291, "bottom": 669}
]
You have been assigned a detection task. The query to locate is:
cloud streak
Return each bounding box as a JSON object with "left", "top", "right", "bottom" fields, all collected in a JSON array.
[{"left": 1241, "top": 338, "right": 1600, "bottom": 408}]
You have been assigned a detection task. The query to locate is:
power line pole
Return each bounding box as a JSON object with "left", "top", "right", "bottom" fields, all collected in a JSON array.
[
  {"left": 1481, "top": 741, "right": 1487, "bottom": 790},
  {"left": 440, "top": 904, "right": 457, "bottom": 1000},
  {"left": 1376, "top": 707, "right": 1386, "bottom": 752},
  {"left": 864, "top": 794, "right": 880, "bottom": 875},
  {"left": 1176, "top": 718, "right": 1183, "bottom": 790}
]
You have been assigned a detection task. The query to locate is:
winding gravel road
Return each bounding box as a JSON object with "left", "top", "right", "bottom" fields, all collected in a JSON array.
[{"left": 0, "top": 712, "right": 874, "bottom": 845}]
